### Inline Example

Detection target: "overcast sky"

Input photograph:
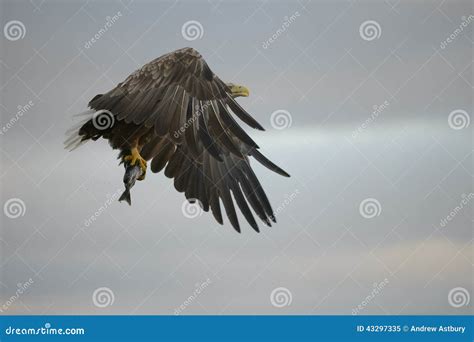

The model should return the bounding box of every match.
[0,0,472,315]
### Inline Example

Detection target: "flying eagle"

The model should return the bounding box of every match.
[65,47,289,232]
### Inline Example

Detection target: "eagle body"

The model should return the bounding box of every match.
[76,112,153,151]
[66,47,289,232]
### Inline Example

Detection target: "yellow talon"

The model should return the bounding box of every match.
[123,147,147,180]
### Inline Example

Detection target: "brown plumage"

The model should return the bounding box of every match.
[65,47,289,232]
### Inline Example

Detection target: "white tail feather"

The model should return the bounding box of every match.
[64,110,95,151]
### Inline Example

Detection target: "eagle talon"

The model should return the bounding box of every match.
[123,147,147,180]
[137,169,146,181]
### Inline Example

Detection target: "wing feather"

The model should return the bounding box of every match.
[150,142,175,173]
[197,104,223,161]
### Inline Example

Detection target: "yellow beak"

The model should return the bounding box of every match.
[230,85,249,98]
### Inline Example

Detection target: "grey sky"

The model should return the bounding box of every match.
[0,0,472,315]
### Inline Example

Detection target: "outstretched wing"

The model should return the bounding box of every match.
[140,100,290,232]
[89,47,289,231]
[88,47,263,143]
[141,139,289,232]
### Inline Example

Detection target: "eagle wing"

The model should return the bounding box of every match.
[89,47,289,232]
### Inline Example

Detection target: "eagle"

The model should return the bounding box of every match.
[65,47,290,232]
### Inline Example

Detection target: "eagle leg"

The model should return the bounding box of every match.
[123,147,147,180]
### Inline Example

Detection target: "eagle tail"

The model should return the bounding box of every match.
[64,108,112,151]
[64,110,95,151]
